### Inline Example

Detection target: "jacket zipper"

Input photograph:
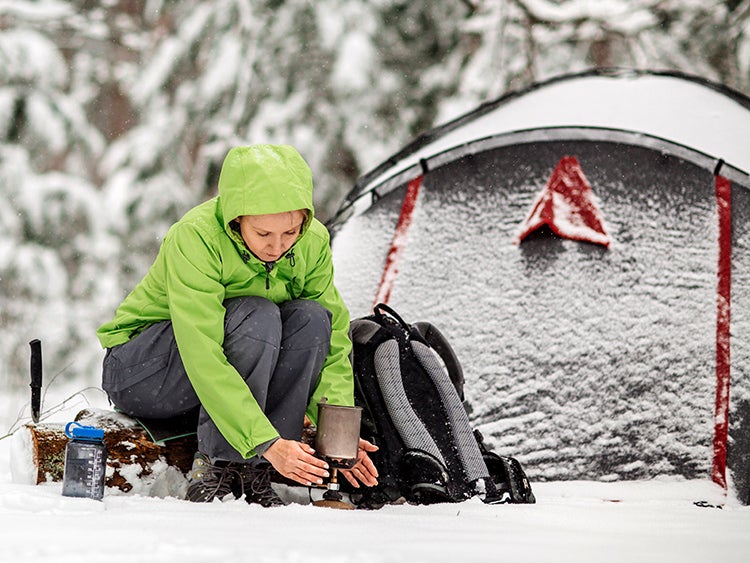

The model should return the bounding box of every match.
[264,261,274,290]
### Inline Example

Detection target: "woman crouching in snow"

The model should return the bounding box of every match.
[96,144,378,506]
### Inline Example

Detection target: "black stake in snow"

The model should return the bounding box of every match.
[29,339,42,423]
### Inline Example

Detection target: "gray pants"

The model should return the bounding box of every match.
[102,296,331,462]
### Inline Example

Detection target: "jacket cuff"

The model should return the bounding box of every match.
[253,436,280,458]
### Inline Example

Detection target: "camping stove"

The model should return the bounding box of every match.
[312,402,362,510]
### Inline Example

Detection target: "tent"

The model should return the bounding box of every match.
[327,69,750,503]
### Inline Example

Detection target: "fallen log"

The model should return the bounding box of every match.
[13,407,319,498]
[13,408,197,496]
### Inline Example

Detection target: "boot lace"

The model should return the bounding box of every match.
[186,456,243,502]
[243,465,285,507]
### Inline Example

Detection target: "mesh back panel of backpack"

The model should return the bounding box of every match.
[412,341,489,483]
[373,339,446,464]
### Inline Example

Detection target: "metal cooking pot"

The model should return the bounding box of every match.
[315,402,362,463]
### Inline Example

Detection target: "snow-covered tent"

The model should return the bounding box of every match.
[328,69,750,503]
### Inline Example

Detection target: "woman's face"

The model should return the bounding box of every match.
[238,210,306,263]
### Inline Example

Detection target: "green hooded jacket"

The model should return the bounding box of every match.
[97,145,354,458]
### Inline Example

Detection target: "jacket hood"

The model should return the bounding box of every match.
[218,144,315,235]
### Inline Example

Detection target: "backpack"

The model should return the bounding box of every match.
[349,303,535,508]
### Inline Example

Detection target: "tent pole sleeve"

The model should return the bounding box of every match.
[372,175,423,309]
[712,173,731,490]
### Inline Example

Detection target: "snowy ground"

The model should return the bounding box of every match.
[1,390,748,563]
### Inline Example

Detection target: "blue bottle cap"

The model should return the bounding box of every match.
[65,421,105,441]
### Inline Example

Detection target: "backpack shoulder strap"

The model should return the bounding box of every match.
[412,321,465,401]
[370,304,465,398]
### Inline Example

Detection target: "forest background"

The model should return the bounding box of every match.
[0,0,749,404]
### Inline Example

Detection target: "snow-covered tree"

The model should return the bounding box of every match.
[437,0,750,121]
[0,2,110,389]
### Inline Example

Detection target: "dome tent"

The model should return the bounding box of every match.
[328,69,750,503]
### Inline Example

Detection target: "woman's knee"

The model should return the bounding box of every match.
[280,300,332,345]
[223,297,283,382]
[224,296,281,340]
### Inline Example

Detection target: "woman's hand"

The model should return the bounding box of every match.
[262,438,330,487]
[339,438,379,488]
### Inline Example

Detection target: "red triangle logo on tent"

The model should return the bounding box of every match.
[515,156,611,247]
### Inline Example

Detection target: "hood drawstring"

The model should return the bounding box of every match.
[286,250,296,267]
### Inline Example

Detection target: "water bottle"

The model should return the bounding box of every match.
[61,421,108,500]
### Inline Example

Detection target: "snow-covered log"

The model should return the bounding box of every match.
[13,408,197,493]
[12,408,320,497]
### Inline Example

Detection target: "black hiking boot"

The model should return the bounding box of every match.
[240,464,286,507]
[186,452,243,503]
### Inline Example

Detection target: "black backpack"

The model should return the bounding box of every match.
[349,303,535,508]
